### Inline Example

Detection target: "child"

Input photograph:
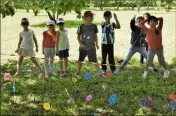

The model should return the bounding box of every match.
[140,16,170,78]
[76,11,100,76]
[56,18,70,77]
[42,20,56,77]
[101,11,121,76]
[140,12,151,64]
[117,16,158,73]
[15,18,44,77]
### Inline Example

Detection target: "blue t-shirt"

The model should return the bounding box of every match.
[101,22,117,44]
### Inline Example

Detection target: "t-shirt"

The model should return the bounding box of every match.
[101,22,117,44]
[43,30,56,48]
[57,29,69,51]
[19,29,35,49]
[77,23,98,50]
[140,17,163,50]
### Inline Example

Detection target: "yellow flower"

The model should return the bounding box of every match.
[72,77,77,83]
[43,103,50,110]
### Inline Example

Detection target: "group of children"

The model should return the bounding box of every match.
[14,10,170,78]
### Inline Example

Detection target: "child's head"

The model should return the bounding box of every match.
[103,11,112,23]
[143,12,151,20]
[136,16,144,26]
[83,11,94,24]
[47,20,55,31]
[21,18,29,29]
[56,18,65,29]
[148,16,158,28]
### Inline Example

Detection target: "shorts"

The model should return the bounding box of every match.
[78,49,97,63]
[147,49,166,66]
[44,47,55,60]
[57,49,69,58]
[19,48,35,57]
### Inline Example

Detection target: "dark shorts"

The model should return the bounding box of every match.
[78,49,97,63]
[57,49,69,58]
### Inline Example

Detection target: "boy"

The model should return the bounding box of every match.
[118,16,158,73]
[101,11,121,76]
[140,16,170,78]
[76,11,100,76]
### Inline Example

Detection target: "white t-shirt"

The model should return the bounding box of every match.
[19,29,34,49]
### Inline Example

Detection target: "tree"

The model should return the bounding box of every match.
[0,0,15,18]
[92,0,110,10]
[112,0,123,10]
[161,0,174,12]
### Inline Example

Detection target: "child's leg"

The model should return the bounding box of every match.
[44,48,50,75]
[76,50,86,74]
[144,50,155,71]
[108,44,116,72]
[60,58,64,71]
[15,56,24,75]
[156,49,169,70]
[101,44,108,71]
[50,48,55,74]
[64,57,68,71]
[30,57,43,72]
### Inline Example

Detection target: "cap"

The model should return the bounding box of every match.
[47,20,55,26]
[21,18,29,23]
[56,18,65,24]
[83,11,94,17]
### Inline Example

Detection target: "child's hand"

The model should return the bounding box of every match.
[132,15,136,21]
[36,47,38,52]
[113,13,117,19]
[80,43,85,48]
[15,48,19,53]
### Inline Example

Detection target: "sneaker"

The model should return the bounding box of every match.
[163,70,170,78]
[112,70,117,75]
[100,70,106,77]
[142,71,148,78]
[60,71,65,77]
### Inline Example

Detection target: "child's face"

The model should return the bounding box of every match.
[136,18,144,26]
[84,16,93,23]
[21,23,29,29]
[149,19,157,28]
[104,15,112,23]
[58,23,64,29]
[143,14,149,20]
[48,25,55,31]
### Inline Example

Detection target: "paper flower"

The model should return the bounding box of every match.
[84,73,91,80]
[147,96,152,102]
[117,58,124,63]
[168,94,175,101]
[3,73,12,81]
[169,104,175,111]
[105,72,111,78]
[141,99,150,106]
[43,103,50,110]
[109,94,118,105]
[72,77,77,83]
[85,94,93,103]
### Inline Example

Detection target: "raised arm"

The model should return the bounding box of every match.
[139,19,148,31]
[113,13,121,29]
[157,17,163,30]
[130,16,136,31]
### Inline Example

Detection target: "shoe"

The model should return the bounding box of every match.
[153,68,161,75]
[39,70,45,78]
[142,71,148,78]
[100,70,106,77]
[60,71,65,77]
[112,70,117,75]
[163,70,170,78]
[45,73,49,78]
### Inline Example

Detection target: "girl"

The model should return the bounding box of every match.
[56,18,70,77]
[15,18,44,77]
[42,20,57,77]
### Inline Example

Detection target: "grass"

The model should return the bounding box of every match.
[1,57,176,115]
[31,20,101,28]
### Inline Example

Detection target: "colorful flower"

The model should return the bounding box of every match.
[43,103,50,110]
[85,94,93,103]
[85,72,91,80]
[168,94,175,101]
[105,72,111,78]
[3,73,12,81]
[141,99,150,106]
[72,77,77,83]
[109,94,118,105]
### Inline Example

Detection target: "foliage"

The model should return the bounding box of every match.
[30,20,101,28]
[1,58,176,115]
[0,0,15,18]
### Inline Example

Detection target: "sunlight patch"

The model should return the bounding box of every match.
[26,79,37,85]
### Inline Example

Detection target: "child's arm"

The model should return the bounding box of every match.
[157,17,163,30]
[42,32,45,54]
[33,34,39,52]
[130,15,136,31]
[139,19,148,31]
[56,31,60,54]
[95,33,99,49]
[15,36,22,53]
[77,25,85,48]
[113,13,121,29]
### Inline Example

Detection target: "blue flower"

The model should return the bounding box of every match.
[141,99,150,106]
[85,73,91,80]
[109,94,118,105]
[169,105,175,111]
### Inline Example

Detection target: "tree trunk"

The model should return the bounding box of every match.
[100,6,103,11]
[33,9,39,16]
[26,8,29,13]
[46,11,55,22]
[137,5,140,13]
[116,6,119,10]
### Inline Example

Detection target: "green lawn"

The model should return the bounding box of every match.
[1,57,176,115]
[31,20,101,28]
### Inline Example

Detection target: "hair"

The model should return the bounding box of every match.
[147,16,158,23]
[104,11,112,17]
[21,18,29,25]
[136,16,144,21]
[143,12,151,18]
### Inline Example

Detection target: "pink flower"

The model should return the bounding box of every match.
[3,73,12,81]
[86,94,93,102]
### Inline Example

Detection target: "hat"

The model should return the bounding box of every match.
[21,18,29,23]
[56,18,65,24]
[47,20,55,26]
[83,11,94,17]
